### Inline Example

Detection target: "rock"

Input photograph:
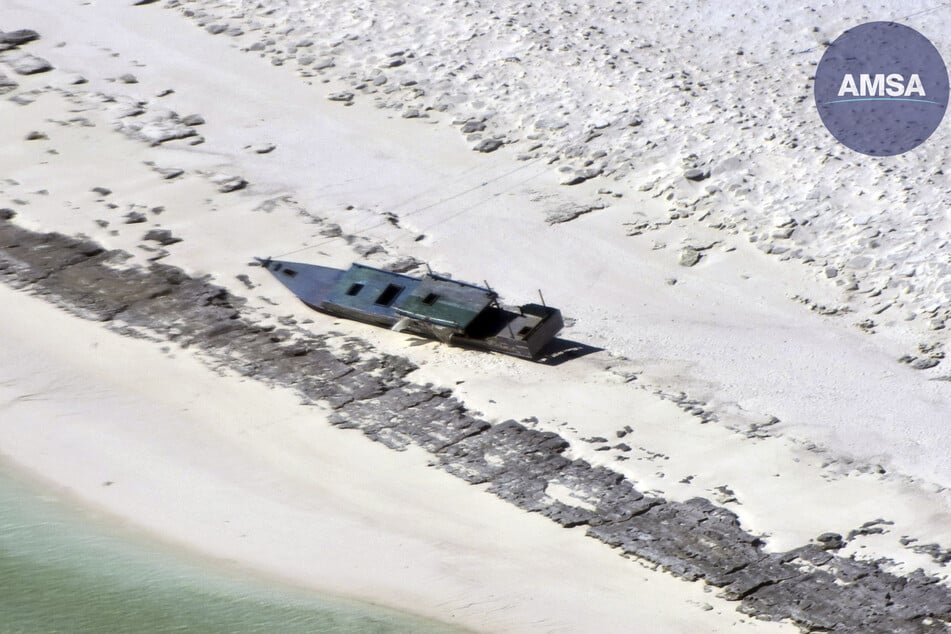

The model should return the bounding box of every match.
[0,208,15,220]
[313,58,335,70]
[181,113,205,126]
[157,167,184,179]
[825,266,838,278]
[545,202,606,225]
[127,120,198,145]
[0,29,40,46]
[91,187,112,197]
[0,72,17,94]
[371,74,387,86]
[216,176,247,193]
[124,211,147,224]
[912,358,940,370]
[385,57,405,68]
[118,73,138,84]
[327,91,354,102]
[679,247,701,267]
[132,0,160,5]
[461,119,486,133]
[8,53,53,75]
[684,167,710,181]
[401,108,421,119]
[206,24,227,35]
[473,138,503,153]
[143,228,182,245]
[250,143,275,154]
[816,532,846,550]
[24,130,47,141]
[561,167,602,186]
[534,117,569,130]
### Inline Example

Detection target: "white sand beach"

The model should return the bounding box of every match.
[1,0,950,631]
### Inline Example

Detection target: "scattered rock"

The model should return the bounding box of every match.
[24,130,47,141]
[534,117,569,130]
[91,187,112,197]
[684,167,710,181]
[313,58,335,70]
[327,91,354,103]
[124,211,147,224]
[0,29,40,46]
[679,247,701,267]
[0,208,15,220]
[7,53,53,75]
[118,73,138,84]
[561,167,602,186]
[236,273,254,289]
[132,0,160,5]
[157,167,184,179]
[181,113,205,126]
[544,201,606,225]
[206,24,227,35]
[461,119,486,133]
[0,72,17,94]
[473,138,503,153]
[816,532,846,551]
[143,228,182,246]
[215,176,247,193]
[912,358,940,370]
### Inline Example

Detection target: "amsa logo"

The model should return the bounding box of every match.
[836,73,927,100]
[814,21,949,156]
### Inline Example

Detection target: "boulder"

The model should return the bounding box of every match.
[0,29,40,46]
[473,138,503,153]
[143,228,182,245]
[8,53,53,75]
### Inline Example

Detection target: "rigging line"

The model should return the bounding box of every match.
[413,161,554,238]
[275,157,553,258]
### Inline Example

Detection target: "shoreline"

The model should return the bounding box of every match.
[0,273,771,632]
[0,456,458,634]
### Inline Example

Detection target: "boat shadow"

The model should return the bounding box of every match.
[404,335,602,365]
[535,338,604,366]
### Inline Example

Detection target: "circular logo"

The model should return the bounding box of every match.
[814,21,949,156]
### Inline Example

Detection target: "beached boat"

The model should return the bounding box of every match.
[257,258,564,360]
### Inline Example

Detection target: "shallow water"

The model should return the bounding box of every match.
[0,462,460,634]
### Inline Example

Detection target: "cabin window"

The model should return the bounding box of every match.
[346,282,365,296]
[282,268,298,278]
[375,284,403,306]
[422,292,440,305]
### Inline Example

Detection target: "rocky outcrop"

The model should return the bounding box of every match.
[1,218,949,633]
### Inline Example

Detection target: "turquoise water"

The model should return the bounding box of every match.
[0,462,461,634]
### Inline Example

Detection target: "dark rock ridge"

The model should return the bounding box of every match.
[1,218,949,633]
